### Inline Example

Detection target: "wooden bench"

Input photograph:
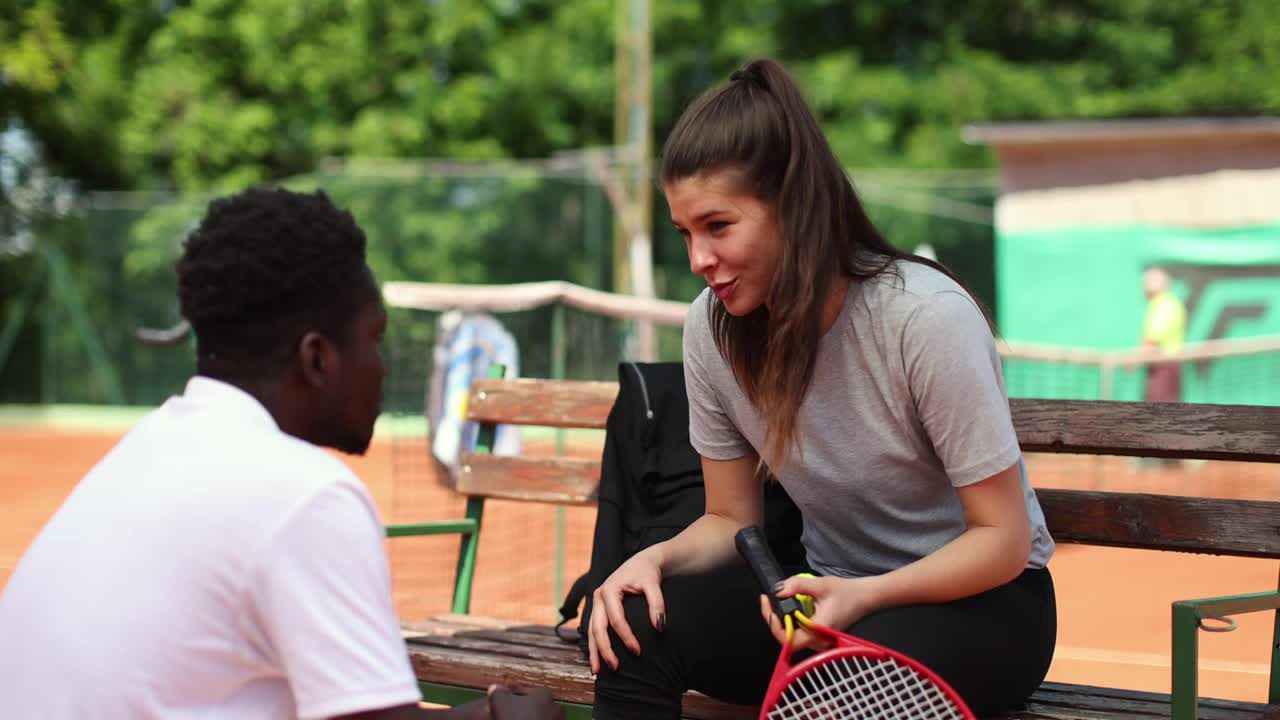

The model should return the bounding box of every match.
[389,377,1280,720]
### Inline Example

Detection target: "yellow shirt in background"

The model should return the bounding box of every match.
[1143,290,1186,353]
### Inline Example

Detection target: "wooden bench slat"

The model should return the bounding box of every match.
[457,454,599,505]
[1038,489,1280,559]
[407,643,758,719]
[467,378,617,429]
[1007,681,1273,720]
[1031,681,1276,717]
[449,456,1280,557]
[402,618,582,655]
[409,634,585,664]
[1005,700,1167,719]
[465,380,1280,465]
[421,613,561,637]
[403,621,574,652]
[1029,681,1231,707]
[1012,399,1280,463]
[402,618,490,635]
[445,628,579,653]
[408,642,590,701]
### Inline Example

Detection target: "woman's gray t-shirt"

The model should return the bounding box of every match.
[683,260,1055,578]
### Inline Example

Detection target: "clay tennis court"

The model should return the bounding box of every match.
[2,421,1276,704]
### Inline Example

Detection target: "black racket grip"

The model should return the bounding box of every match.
[735,525,802,618]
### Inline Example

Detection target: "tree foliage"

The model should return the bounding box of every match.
[6,0,1279,190]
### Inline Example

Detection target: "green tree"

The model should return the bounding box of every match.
[8,1,1278,192]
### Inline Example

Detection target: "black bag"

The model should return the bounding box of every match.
[555,361,805,659]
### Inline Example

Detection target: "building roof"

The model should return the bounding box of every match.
[963,117,1280,147]
[995,168,1280,231]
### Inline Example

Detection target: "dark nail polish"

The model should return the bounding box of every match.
[656,613,666,632]
[773,581,785,593]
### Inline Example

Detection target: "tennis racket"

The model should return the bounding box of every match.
[735,526,975,720]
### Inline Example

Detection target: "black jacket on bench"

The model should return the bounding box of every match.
[557,361,805,659]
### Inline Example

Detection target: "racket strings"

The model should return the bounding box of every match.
[766,653,968,720]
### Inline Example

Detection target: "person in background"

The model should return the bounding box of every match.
[1141,267,1187,404]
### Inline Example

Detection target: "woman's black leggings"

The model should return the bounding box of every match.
[592,563,1056,719]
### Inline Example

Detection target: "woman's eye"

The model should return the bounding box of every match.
[708,222,728,234]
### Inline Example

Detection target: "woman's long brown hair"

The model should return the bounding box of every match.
[661,58,986,471]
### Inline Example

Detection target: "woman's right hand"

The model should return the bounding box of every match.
[587,549,666,674]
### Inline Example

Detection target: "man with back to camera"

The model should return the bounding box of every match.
[0,187,563,720]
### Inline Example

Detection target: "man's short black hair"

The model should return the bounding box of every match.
[176,186,375,379]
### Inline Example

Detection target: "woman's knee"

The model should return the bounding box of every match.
[592,593,684,720]
[614,592,663,646]
[595,591,679,680]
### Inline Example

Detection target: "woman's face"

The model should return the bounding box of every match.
[665,170,781,316]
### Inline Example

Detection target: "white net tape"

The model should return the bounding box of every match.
[766,654,968,720]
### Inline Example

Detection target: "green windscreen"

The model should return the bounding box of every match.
[997,223,1280,403]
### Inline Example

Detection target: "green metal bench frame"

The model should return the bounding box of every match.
[1172,584,1280,718]
[380,363,505,615]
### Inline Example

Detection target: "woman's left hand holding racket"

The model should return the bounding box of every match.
[758,573,882,652]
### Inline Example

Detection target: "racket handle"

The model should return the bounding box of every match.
[734,526,802,618]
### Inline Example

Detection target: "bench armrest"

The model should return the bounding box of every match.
[386,519,479,537]
[1171,589,1280,720]
[384,497,487,614]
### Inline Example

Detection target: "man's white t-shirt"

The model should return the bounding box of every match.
[0,377,421,719]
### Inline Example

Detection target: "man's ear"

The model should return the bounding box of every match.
[297,331,341,388]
